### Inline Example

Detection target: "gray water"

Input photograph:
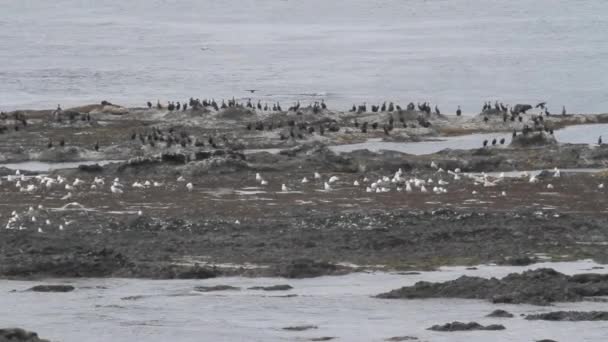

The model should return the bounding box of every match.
[0,160,123,172]
[1,0,608,112]
[1,260,607,342]
[330,123,608,155]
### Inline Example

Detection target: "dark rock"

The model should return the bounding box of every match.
[28,285,75,292]
[194,285,240,292]
[158,265,218,279]
[282,325,317,331]
[78,163,103,172]
[497,255,537,266]
[248,284,293,291]
[1,248,131,278]
[510,132,557,148]
[0,328,50,342]
[273,259,346,279]
[385,336,418,341]
[377,268,608,305]
[310,338,335,341]
[525,311,608,321]
[161,153,188,164]
[427,321,505,332]
[194,151,212,160]
[487,309,514,318]
[536,340,558,342]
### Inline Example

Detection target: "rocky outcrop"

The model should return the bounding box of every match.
[248,285,293,291]
[427,321,505,332]
[0,328,49,342]
[28,285,75,293]
[510,131,557,148]
[525,311,608,321]
[377,268,608,305]
[385,336,418,341]
[486,309,514,318]
[194,285,240,292]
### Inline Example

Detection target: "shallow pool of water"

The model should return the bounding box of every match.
[330,123,608,155]
[1,260,607,342]
[0,160,124,172]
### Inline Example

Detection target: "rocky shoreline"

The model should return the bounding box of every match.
[0,102,607,281]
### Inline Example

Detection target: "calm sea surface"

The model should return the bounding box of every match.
[1,0,608,113]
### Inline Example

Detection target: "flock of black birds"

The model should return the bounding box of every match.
[1,98,604,152]
[129,126,227,150]
[146,97,318,113]
[348,101,442,116]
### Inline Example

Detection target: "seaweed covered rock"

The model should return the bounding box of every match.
[0,328,50,342]
[27,285,75,293]
[377,268,608,305]
[427,321,505,332]
[525,311,608,321]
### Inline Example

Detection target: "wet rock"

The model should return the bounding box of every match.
[427,321,505,332]
[273,259,346,279]
[248,284,293,291]
[0,328,49,342]
[497,255,537,266]
[161,153,189,164]
[1,248,131,278]
[218,107,255,120]
[78,163,103,172]
[377,268,608,305]
[385,336,418,341]
[282,325,318,331]
[487,309,514,318]
[27,285,75,292]
[150,264,218,280]
[118,157,161,171]
[194,285,240,292]
[525,311,608,321]
[510,131,557,148]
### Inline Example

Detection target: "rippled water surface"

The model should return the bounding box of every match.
[1,261,608,342]
[1,0,608,112]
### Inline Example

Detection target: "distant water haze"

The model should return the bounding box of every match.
[1,0,608,113]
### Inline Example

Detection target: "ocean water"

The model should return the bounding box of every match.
[1,0,608,113]
[1,260,608,342]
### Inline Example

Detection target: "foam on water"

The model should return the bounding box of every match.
[1,260,607,342]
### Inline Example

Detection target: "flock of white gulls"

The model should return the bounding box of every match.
[1,163,605,233]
